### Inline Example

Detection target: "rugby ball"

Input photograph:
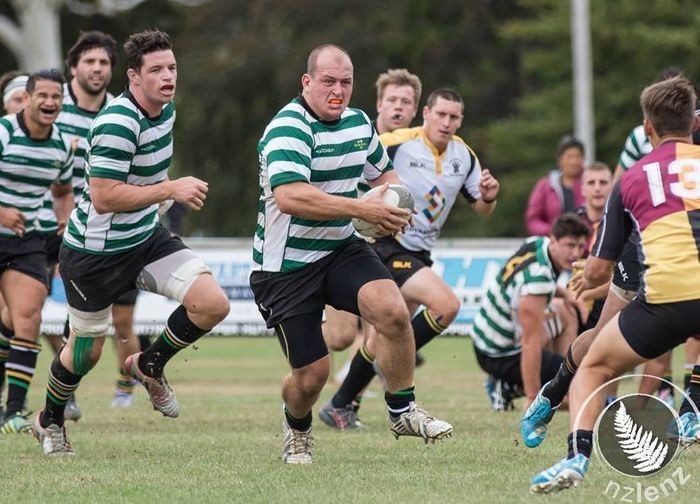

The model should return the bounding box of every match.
[352,184,414,238]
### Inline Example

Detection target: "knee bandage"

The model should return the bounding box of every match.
[69,306,111,338]
[72,337,96,376]
[137,250,211,303]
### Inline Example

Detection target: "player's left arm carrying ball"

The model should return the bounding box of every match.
[274,179,411,236]
[472,168,499,215]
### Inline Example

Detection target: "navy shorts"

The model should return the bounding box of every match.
[473,346,563,389]
[60,225,187,312]
[0,232,48,287]
[371,236,432,287]
[250,238,393,368]
[618,297,700,359]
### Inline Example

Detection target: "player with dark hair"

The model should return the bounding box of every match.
[32,29,230,455]
[472,214,587,411]
[0,69,74,434]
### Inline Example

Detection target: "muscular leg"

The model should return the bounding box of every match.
[136,273,229,378]
[357,279,413,394]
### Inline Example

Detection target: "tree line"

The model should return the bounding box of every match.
[0,0,697,237]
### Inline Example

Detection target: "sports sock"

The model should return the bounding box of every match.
[567,429,593,459]
[684,363,694,390]
[331,345,375,408]
[115,368,135,395]
[41,354,81,427]
[542,346,578,407]
[386,385,416,421]
[0,321,12,398]
[4,338,40,417]
[679,364,700,417]
[137,305,207,378]
[412,309,446,350]
[284,405,311,431]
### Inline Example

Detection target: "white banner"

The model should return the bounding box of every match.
[42,238,521,335]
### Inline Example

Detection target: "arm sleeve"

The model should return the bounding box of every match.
[87,113,139,181]
[263,119,313,189]
[459,146,482,203]
[591,181,631,260]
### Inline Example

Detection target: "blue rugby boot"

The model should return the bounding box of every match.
[674,411,700,445]
[521,383,557,448]
[530,453,589,494]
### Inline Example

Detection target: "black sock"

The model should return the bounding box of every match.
[0,320,12,397]
[137,306,207,378]
[679,364,700,416]
[412,309,446,351]
[5,338,40,417]
[567,430,593,459]
[386,385,416,420]
[542,346,578,407]
[41,353,82,427]
[138,334,152,351]
[332,345,375,408]
[284,405,311,431]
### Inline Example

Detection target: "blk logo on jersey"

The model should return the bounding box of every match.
[392,260,412,270]
[422,185,446,223]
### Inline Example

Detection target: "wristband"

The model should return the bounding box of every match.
[481,196,497,204]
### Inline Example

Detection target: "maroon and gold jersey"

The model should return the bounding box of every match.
[593,141,700,303]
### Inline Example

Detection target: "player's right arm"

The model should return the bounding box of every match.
[87,107,207,214]
[90,176,208,214]
[518,294,548,401]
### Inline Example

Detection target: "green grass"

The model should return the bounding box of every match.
[3,337,699,503]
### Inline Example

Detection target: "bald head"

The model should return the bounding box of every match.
[301,44,354,122]
[307,44,352,76]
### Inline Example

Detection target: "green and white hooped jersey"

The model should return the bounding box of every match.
[471,236,557,357]
[0,113,73,237]
[617,124,651,171]
[63,91,175,254]
[253,97,392,272]
[37,85,113,234]
[379,127,482,252]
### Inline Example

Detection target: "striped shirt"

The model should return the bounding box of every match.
[253,97,392,272]
[63,90,175,254]
[471,236,557,357]
[0,112,73,237]
[37,85,113,233]
[617,125,651,171]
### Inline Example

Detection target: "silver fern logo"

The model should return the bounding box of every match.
[595,394,679,477]
[614,402,668,473]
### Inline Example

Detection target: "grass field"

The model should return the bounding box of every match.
[3,336,699,503]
